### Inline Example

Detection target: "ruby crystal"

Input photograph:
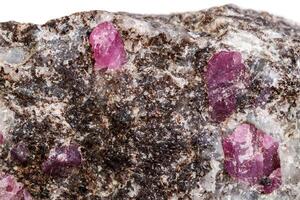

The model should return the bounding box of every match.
[89,21,126,70]
[42,144,82,176]
[0,172,32,200]
[11,142,30,164]
[204,51,248,122]
[222,123,281,194]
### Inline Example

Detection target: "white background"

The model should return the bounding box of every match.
[0,0,299,24]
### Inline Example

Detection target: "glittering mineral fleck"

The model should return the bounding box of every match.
[89,21,126,69]
[0,4,299,200]
[222,123,281,193]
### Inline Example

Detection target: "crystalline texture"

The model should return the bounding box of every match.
[222,123,281,194]
[0,4,299,199]
[0,172,32,200]
[10,142,30,164]
[89,21,126,70]
[205,51,248,122]
[42,144,82,176]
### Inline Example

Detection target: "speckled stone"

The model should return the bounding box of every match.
[0,4,299,200]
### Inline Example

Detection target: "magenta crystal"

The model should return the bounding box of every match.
[222,123,281,194]
[11,142,30,164]
[0,172,32,200]
[42,144,82,176]
[204,51,248,122]
[89,21,126,70]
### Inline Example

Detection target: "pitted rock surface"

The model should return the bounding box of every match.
[0,5,299,200]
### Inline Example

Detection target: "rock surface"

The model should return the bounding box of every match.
[0,4,299,200]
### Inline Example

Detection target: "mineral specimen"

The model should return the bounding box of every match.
[0,4,299,200]
[89,21,126,69]
[222,123,281,194]
[10,142,30,164]
[0,172,32,200]
[42,144,82,176]
[205,51,248,122]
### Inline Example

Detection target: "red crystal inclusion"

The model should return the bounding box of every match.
[205,51,248,122]
[222,123,281,194]
[89,21,126,70]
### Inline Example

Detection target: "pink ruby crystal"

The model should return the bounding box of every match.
[89,21,126,70]
[222,123,281,194]
[204,51,248,122]
[0,172,32,200]
[42,144,82,176]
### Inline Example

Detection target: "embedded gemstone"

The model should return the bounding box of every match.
[10,142,30,164]
[0,172,32,200]
[42,144,82,176]
[222,123,281,194]
[89,21,126,70]
[204,51,248,122]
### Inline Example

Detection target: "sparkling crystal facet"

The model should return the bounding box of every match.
[205,51,248,122]
[89,21,126,70]
[222,123,281,194]
[0,172,32,200]
[42,144,82,176]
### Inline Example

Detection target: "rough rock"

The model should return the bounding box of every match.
[0,4,299,200]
